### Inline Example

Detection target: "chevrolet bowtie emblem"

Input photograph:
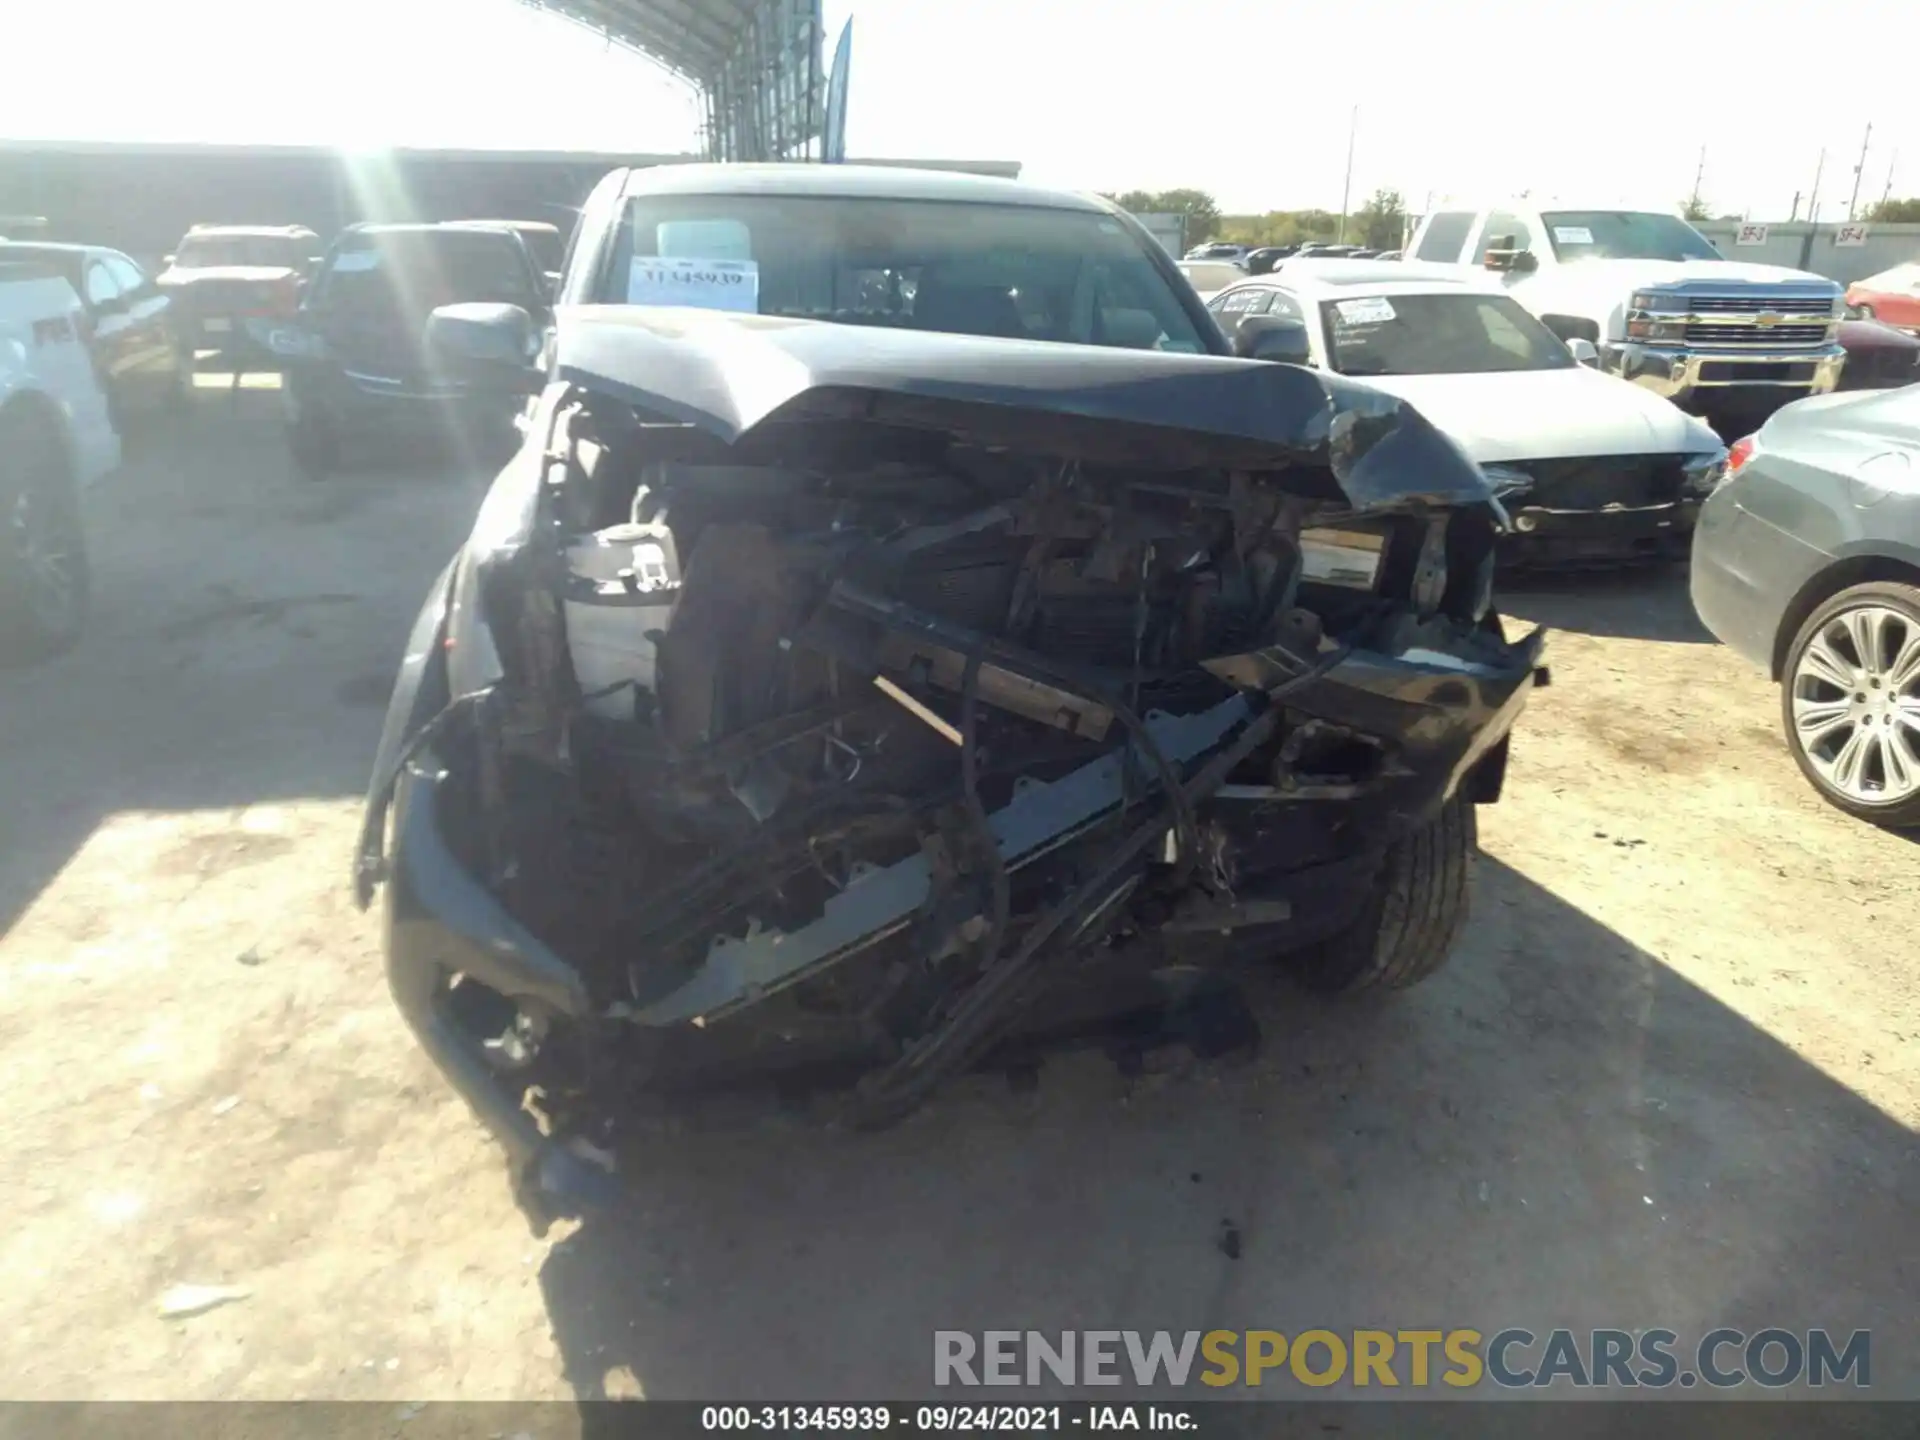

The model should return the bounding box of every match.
[1756,312,1783,326]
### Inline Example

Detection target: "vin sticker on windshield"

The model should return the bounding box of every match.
[1334,296,1396,326]
[1552,225,1594,244]
[626,256,759,313]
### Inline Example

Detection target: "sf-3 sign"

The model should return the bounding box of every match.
[627,256,761,313]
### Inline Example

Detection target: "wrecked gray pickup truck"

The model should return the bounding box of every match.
[354,307,1546,1213]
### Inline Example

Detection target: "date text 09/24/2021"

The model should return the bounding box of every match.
[701,1407,1193,1432]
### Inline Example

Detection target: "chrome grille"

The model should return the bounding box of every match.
[1687,294,1833,317]
[1685,321,1831,347]
[1677,292,1836,350]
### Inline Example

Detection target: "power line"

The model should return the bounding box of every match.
[1336,107,1357,244]
[1846,121,1872,220]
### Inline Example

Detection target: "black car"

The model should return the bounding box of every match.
[1835,319,1920,390]
[271,223,550,477]
[1244,245,1297,275]
[156,224,322,370]
[355,164,1545,1212]
[447,219,565,291]
[0,241,188,429]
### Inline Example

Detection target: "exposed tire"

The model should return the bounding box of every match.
[0,404,89,666]
[1779,580,1920,829]
[1287,798,1477,994]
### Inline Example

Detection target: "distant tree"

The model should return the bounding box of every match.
[1152,189,1223,244]
[1865,196,1920,223]
[1680,196,1712,221]
[1354,188,1407,249]
[1101,189,1223,244]
[1715,213,1742,222]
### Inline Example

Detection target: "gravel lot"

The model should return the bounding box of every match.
[0,383,1914,1406]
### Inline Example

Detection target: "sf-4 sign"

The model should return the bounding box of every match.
[1734,223,1769,246]
[1835,224,1869,247]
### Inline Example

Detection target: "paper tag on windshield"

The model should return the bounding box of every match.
[626,257,759,313]
[330,249,380,273]
[1334,296,1396,326]
[1552,225,1594,245]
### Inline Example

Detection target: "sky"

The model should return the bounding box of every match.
[4,0,1915,220]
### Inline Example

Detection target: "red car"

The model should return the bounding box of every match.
[1844,262,1920,333]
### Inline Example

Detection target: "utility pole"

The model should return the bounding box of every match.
[1688,145,1706,213]
[1846,121,1872,220]
[1881,149,1899,211]
[1807,148,1826,224]
[1336,106,1358,244]
[1790,191,1801,222]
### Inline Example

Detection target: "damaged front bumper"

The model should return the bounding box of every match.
[356,317,1557,1205]
[371,615,1545,1202]
[1484,451,1725,566]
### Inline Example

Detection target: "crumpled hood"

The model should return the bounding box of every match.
[1352,367,1722,462]
[552,306,1499,513]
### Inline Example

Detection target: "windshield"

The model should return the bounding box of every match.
[316,231,540,314]
[175,235,310,269]
[1540,211,1721,263]
[1320,292,1576,377]
[605,194,1211,353]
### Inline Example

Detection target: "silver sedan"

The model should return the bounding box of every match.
[1691,384,1920,828]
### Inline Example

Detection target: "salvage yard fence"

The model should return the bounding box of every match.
[1692,220,1920,286]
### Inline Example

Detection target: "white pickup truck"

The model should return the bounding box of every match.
[1,260,120,661]
[1405,204,1846,421]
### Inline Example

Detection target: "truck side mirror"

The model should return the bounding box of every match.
[1484,239,1537,274]
[1566,337,1599,366]
[1232,315,1313,365]
[426,302,544,394]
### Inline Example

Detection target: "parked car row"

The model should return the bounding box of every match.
[1204,263,1728,567]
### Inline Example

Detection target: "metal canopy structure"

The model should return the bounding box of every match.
[523,0,825,163]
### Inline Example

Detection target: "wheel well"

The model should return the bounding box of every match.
[1770,554,1920,679]
[1539,314,1599,343]
[0,391,73,477]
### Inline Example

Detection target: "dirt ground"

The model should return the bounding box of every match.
[0,383,1914,1406]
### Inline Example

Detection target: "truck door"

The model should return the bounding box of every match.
[81,258,135,399]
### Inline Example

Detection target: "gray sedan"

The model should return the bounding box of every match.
[1691,384,1920,827]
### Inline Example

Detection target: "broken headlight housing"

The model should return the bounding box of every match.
[1682,446,1731,496]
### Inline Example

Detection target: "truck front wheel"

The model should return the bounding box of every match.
[1287,799,1477,993]
[0,403,89,665]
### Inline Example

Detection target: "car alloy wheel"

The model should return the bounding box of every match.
[7,481,82,635]
[1787,599,1920,809]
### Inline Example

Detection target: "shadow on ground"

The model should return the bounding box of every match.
[537,854,1917,1406]
[0,390,489,933]
[1499,565,1715,646]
